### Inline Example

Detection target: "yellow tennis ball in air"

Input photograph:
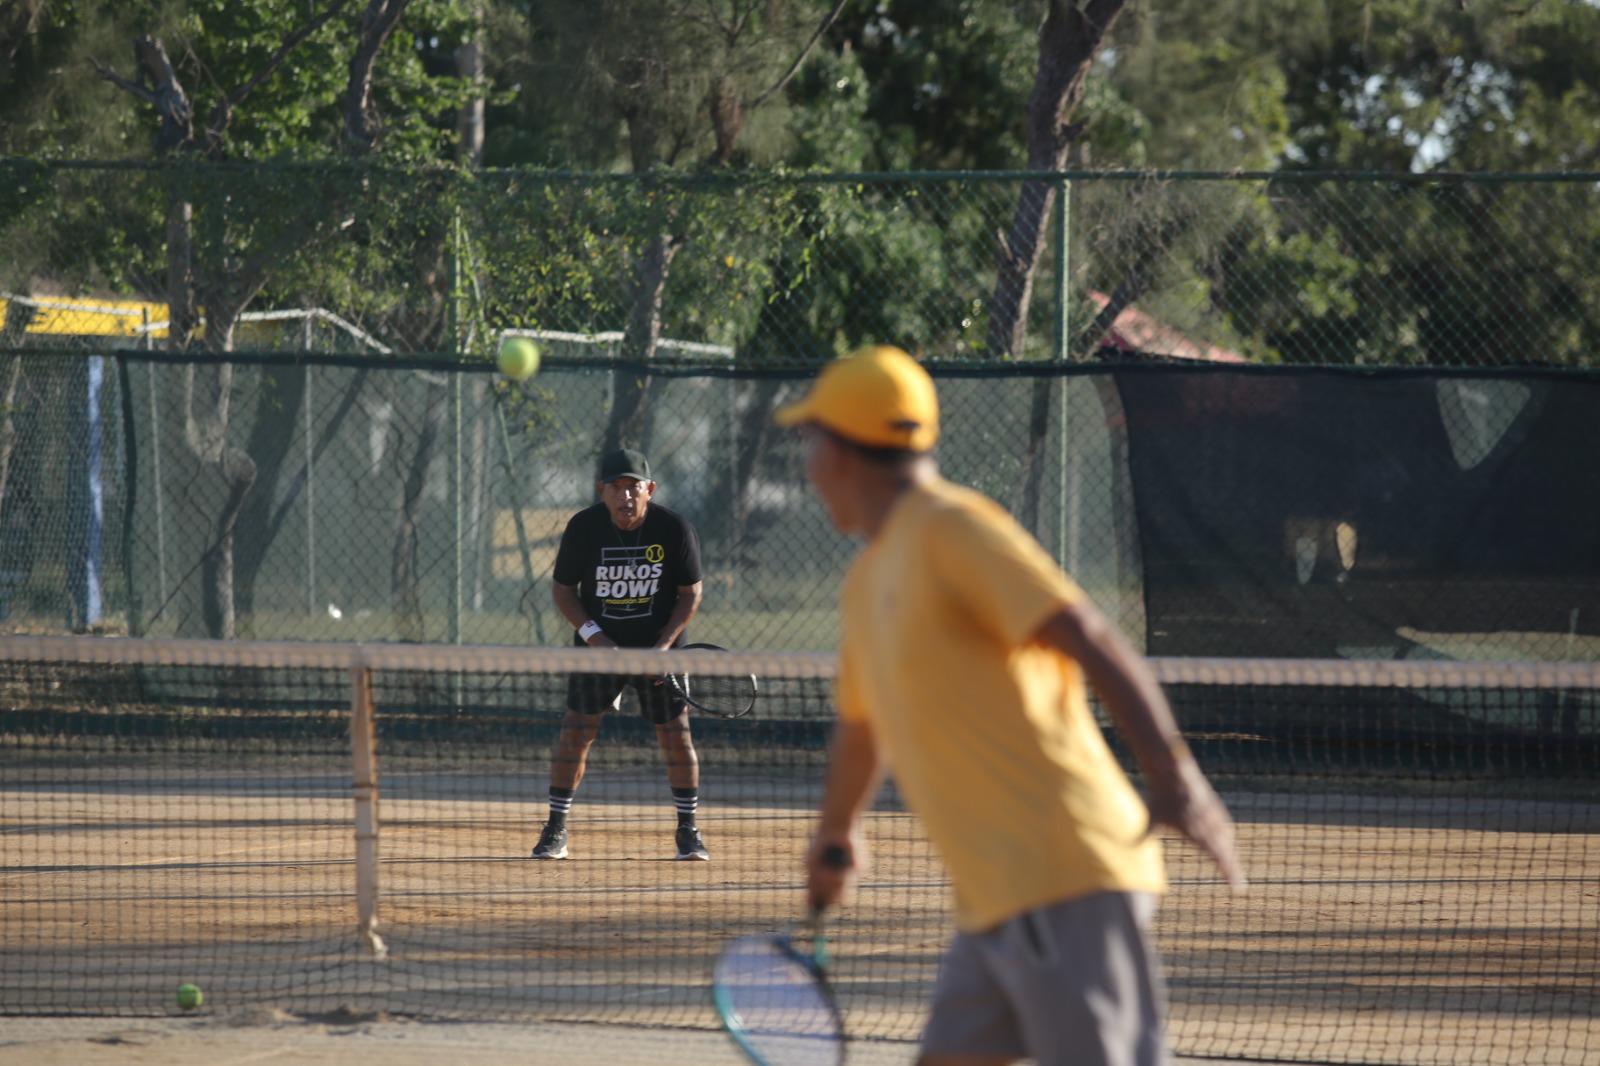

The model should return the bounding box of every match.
[497,337,541,382]
[176,982,203,1010]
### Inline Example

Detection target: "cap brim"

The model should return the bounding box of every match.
[773,397,815,428]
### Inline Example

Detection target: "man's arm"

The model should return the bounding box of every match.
[553,581,616,648]
[653,581,702,649]
[806,718,883,911]
[1034,599,1246,889]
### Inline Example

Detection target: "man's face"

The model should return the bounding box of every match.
[802,427,859,535]
[598,476,655,530]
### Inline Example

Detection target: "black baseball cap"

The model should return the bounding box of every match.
[598,447,652,482]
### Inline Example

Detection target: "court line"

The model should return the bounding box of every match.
[212,1048,299,1065]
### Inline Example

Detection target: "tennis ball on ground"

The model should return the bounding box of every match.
[497,337,541,382]
[176,982,204,1010]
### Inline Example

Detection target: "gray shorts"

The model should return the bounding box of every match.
[921,891,1168,1066]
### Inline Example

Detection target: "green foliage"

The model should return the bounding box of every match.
[783,40,873,171]
[1268,0,1600,171]
[0,1,148,156]
[826,0,1037,170]
[503,0,830,170]
[0,0,478,162]
[1103,2,1293,169]
[3,0,1597,368]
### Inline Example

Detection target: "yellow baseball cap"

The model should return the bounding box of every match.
[773,344,939,451]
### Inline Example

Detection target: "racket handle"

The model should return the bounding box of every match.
[803,907,832,970]
[807,842,850,920]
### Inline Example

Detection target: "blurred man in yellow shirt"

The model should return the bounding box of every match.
[776,345,1244,1066]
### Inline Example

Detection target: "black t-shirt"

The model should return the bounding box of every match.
[552,502,703,647]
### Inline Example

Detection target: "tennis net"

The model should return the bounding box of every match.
[0,636,1595,1066]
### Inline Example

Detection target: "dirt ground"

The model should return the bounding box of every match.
[3,763,1596,1065]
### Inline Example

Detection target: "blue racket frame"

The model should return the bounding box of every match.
[713,920,844,1066]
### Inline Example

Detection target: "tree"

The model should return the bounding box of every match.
[507,0,845,454]
[86,0,459,636]
[987,0,1127,360]
[1211,0,1600,366]
[822,1,1037,171]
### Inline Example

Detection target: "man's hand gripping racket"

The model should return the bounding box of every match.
[713,843,852,1065]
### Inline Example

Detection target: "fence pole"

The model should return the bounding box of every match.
[1054,174,1073,568]
[143,312,169,620]
[79,353,105,629]
[350,661,387,958]
[115,354,141,637]
[448,213,464,648]
[303,317,316,619]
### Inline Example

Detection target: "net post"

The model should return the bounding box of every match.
[350,659,387,958]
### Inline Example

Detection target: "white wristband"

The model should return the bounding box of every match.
[578,620,603,642]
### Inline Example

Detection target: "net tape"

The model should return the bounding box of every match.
[2,636,1595,689]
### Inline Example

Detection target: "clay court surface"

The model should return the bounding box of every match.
[0,1014,1305,1065]
[2,762,1596,1065]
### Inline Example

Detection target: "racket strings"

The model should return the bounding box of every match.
[685,671,753,706]
[715,936,840,1063]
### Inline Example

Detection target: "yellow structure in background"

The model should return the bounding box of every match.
[1,295,170,338]
[0,295,376,349]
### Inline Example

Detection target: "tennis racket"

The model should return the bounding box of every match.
[668,642,759,719]
[713,910,843,1066]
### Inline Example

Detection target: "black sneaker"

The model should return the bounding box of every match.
[531,822,569,860]
[675,825,710,862]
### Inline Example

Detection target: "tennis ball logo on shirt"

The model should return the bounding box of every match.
[644,543,665,564]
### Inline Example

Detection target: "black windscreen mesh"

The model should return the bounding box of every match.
[1119,368,1600,658]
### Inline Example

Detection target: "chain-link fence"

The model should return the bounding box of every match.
[0,352,1144,651]
[1,165,1596,654]
[5,164,1597,366]
[3,349,1595,660]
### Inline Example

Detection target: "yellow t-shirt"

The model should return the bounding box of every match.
[837,477,1166,932]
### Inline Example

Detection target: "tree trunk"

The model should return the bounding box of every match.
[1014,375,1056,539]
[990,0,1125,549]
[985,0,1126,360]
[603,232,682,455]
[455,6,485,168]
[990,180,1060,360]
[346,0,411,154]
[1073,215,1192,358]
[162,169,254,640]
[103,6,416,636]
[200,445,256,639]
[184,295,258,640]
[392,379,448,642]
[456,10,489,611]
[718,251,804,563]
[235,366,372,622]
[234,364,307,624]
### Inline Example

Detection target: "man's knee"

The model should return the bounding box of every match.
[558,711,601,745]
[654,716,694,748]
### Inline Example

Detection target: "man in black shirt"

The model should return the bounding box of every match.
[531,447,710,861]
